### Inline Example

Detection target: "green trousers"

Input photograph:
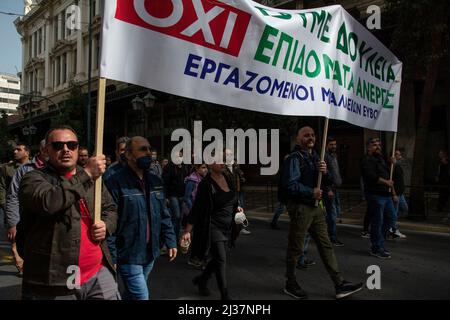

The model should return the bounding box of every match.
[286,203,344,286]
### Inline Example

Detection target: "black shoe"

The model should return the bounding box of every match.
[192,275,210,296]
[188,257,203,268]
[335,280,363,299]
[370,249,391,259]
[221,289,232,300]
[284,280,308,299]
[332,240,345,247]
[297,258,316,269]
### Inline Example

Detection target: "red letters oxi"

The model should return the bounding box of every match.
[115,0,252,57]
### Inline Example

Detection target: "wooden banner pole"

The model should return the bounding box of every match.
[390,132,398,181]
[316,117,329,207]
[94,77,107,223]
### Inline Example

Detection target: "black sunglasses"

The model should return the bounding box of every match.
[50,141,79,151]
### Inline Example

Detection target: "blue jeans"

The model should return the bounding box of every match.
[324,190,341,242]
[169,196,183,238]
[391,194,408,231]
[395,195,409,218]
[238,191,245,208]
[271,202,286,226]
[118,260,155,300]
[367,194,396,252]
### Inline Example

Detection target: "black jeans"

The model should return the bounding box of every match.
[363,192,371,232]
[202,240,228,293]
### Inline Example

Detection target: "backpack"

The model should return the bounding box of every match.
[278,151,307,205]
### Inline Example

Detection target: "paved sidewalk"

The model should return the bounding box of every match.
[246,207,450,234]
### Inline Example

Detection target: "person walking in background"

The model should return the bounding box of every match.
[77,146,90,168]
[103,137,129,182]
[5,140,47,275]
[183,164,208,268]
[106,155,112,168]
[224,148,250,235]
[324,137,344,247]
[161,158,169,171]
[150,149,163,178]
[163,151,190,239]
[360,137,396,259]
[103,136,129,264]
[394,149,409,219]
[388,149,408,239]
[0,142,29,274]
[271,154,289,230]
[0,143,30,213]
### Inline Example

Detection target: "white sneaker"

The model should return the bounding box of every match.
[394,230,407,239]
[240,228,251,235]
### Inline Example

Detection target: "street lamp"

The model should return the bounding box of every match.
[22,127,30,136]
[18,92,58,147]
[143,91,156,108]
[131,95,144,111]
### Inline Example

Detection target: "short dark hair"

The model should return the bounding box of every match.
[366,137,380,147]
[327,136,337,144]
[78,146,89,153]
[14,142,29,152]
[116,136,129,151]
[45,125,77,144]
[194,163,206,169]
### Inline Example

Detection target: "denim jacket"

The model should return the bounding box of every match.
[281,146,330,206]
[105,165,176,265]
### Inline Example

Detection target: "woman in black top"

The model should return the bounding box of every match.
[180,158,242,300]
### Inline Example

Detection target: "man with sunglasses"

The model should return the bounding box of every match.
[105,136,177,300]
[360,137,396,259]
[18,125,119,300]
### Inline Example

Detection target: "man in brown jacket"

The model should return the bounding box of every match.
[18,125,119,300]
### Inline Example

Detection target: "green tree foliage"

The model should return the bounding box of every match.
[50,81,87,146]
[385,0,449,75]
[0,111,12,162]
[385,0,450,217]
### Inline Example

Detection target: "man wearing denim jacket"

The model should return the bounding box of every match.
[105,136,177,300]
[282,127,363,300]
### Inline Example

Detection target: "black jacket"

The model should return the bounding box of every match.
[163,163,190,198]
[393,163,405,195]
[187,173,240,260]
[225,163,245,192]
[360,154,391,196]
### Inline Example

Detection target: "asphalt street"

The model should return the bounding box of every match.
[1,219,449,300]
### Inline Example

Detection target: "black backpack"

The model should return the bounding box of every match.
[277,151,307,205]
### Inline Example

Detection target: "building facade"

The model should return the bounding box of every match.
[10,0,448,187]
[0,73,20,115]
[14,0,103,114]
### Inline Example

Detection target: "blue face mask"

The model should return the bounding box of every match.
[120,153,127,163]
[136,155,153,170]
